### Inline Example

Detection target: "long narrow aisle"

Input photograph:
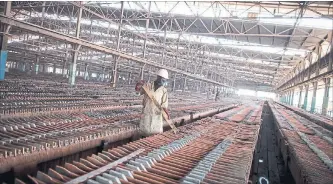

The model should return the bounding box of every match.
[251,103,294,184]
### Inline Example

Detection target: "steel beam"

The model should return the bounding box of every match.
[0,15,230,87]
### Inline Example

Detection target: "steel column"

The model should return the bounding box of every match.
[69,46,79,85]
[0,2,11,80]
[26,62,32,74]
[62,59,67,77]
[35,55,39,75]
[101,67,105,81]
[297,86,303,108]
[69,4,82,86]
[172,75,176,91]
[142,2,151,59]
[161,29,166,65]
[140,66,144,80]
[321,78,331,115]
[148,72,151,82]
[53,63,56,74]
[111,1,124,87]
[303,85,309,110]
[310,82,317,113]
[43,64,47,73]
[329,44,332,72]
[307,54,312,80]
[290,90,294,106]
[183,77,187,92]
[128,72,131,85]
[315,45,321,76]
[84,63,88,80]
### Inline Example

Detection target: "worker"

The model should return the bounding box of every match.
[135,69,170,137]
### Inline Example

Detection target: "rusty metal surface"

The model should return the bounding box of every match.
[19,105,262,184]
[0,75,238,175]
[277,102,333,131]
[214,102,264,125]
[270,102,333,184]
[65,149,144,184]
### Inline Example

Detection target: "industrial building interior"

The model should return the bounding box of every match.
[0,1,332,184]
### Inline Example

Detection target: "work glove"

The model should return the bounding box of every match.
[163,108,170,120]
[135,80,145,92]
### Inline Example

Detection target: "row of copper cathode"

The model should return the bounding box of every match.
[17,120,255,184]
[0,109,140,158]
[270,103,333,184]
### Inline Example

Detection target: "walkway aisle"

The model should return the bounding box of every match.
[251,103,294,184]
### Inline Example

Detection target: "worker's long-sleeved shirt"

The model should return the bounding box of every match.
[140,82,168,136]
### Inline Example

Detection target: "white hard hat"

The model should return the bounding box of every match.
[157,69,169,79]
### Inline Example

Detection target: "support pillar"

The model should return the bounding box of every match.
[329,46,332,72]
[0,2,10,81]
[62,60,67,77]
[142,1,151,59]
[183,77,187,92]
[111,1,124,87]
[298,86,303,108]
[69,2,82,86]
[321,78,331,115]
[290,90,294,106]
[84,64,88,80]
[148,72,151,82]
[69,49,78,85]
[111,57,118,87]
[303,85,309,110]
[310,82,317,113]
[199,81,202,92]
[76,65,80,76]
[101,67,105,82]
[53,63,56,74]
[26,63,31,74]
[128,72,131,85]
[172,76,176,91]
[315,45,321,76]
[22,62,26,72]
[161,29,166,65]
[43,64,47,73]
[140,66,145,80]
